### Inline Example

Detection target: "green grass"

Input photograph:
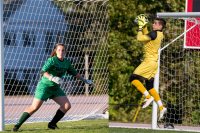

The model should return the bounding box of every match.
[109,128,198,133]
[3,119,108,133]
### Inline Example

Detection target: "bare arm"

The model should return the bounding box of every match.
[43,72,52,79]
[75,73,93,85]
[75,73,85,81]
[43,72,93,85]
[43,71,86,81]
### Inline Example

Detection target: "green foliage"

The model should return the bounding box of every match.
[191,110,200,124]
[109,0,185,122]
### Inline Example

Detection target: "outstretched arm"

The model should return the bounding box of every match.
[43,72,63,84]
[43,72,52,79]
[67,61,94,85]
[75,73,94,85]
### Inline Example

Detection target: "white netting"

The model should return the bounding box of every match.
[158,16,200,131]
[3,0,108,124]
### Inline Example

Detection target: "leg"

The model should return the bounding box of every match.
[13,98,43,131]
[131,60,159,100]
[48,96,71,129]
[24,98,44,115]
[146,78,167,120]
[53,96,71,113]
[146,78,163,109]
[129,74,151,99]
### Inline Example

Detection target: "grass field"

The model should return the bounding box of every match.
[3,119,108,133]
[3,120,199,133]
[109,128,198,133]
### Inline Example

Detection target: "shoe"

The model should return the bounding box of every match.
[48,122,59,130]
[159,107,167,120]
[164,123,174,129]
[12,125,19,132]
[142,96,154,108]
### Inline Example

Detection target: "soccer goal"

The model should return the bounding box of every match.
[152,12,200,132]
[0,0,108,129]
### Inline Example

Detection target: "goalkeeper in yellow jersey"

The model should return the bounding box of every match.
[129,14,167,120]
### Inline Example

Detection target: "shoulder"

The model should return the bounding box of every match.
[64,57,70,62]
[47,56,55,61]
[64,58,72,64]
[46,56,56,63]
[157,31,164,37]
[147,31,157,40]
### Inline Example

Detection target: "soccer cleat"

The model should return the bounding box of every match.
[142,96,154,108]
[48,122,59,130]
[12,125,19,132]
[159,107,167,120]
[164,123,174,129]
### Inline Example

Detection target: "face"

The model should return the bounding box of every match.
[152,20,162,31]
[56,45,65,59]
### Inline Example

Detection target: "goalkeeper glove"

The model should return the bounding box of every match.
[49,75,63,84]
[135,14,149,30]
[83,79,94,85]
[81,78,94,85]
[79,76,94,85]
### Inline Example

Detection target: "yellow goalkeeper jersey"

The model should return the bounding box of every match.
[137,27,163,61]
[133,27,164,79]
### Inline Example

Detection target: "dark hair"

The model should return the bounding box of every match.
[50,43,66,57]
[154,18,166,30]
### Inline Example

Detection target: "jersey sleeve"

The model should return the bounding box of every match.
[137,31,151,42]
[147,31,157,40]
[41,58,53,72]
[142,26,149,35]
[67,63,78,76]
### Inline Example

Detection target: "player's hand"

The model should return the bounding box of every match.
[49,76,63,84]
[135,14,149,29]
[84,79,94,85]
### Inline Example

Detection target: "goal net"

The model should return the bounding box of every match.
[154,12,200,131]
[3,0,108,124]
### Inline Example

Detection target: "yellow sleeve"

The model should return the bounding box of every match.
[137,31,151,42]
[142,26,149,34]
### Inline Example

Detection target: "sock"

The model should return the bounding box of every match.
[157,100,164,111]
[15,112,31,128]
[50,109,65,125]
[149,88,164,110]
[132,80,151,99]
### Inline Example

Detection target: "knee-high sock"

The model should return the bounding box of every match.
[131,80,151,99]
[149,88,164,110]
[50,109,65,125]
[15,112,31,128]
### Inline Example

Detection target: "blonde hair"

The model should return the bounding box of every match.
[50,43,66,57]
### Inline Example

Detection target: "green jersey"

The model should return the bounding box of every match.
[40,56,78,86]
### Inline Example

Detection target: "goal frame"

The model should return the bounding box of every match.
[152,12,200,131]
[0,0,4,132]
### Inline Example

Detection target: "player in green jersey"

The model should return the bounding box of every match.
[13,43,93,131]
